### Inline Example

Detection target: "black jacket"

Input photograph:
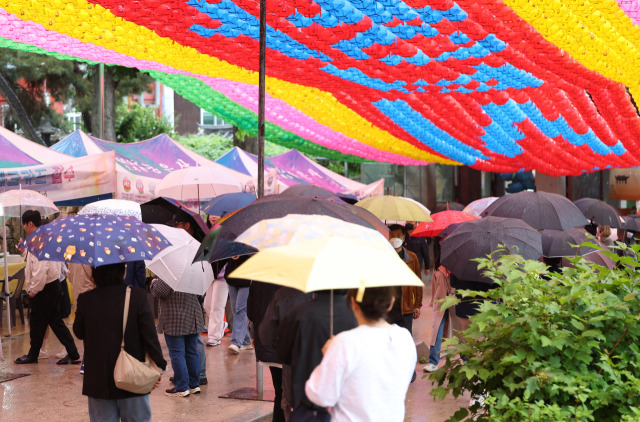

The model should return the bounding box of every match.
[450,274,495,319]
[247,281,282,363]
[74,284,167,400]
[276,291,357,408]
[405,236,430,271]
[224,256,252,288]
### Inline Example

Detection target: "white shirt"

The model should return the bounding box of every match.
[25,252,62,295]
[305,324,417,422]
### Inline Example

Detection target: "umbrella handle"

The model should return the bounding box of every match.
[330,289,333,336]
[159,259,178,283]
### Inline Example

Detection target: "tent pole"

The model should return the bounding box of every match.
[3,215,10,336]
[100,63,105,139]
[257,0,266,198]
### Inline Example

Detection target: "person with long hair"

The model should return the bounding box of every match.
[305,286,416,422]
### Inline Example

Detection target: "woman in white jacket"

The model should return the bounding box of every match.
[305,286,416,422]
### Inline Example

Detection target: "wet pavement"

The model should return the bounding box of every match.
[0,277,469,421]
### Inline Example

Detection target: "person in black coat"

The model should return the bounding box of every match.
[247,282,287,422]
[74,263,167,422]
[276,290,357,418]
[404,223,430,275]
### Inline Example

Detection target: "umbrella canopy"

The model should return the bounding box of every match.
[78,199,142,220]
[618,216,639,232]
[562,250,615,270]
[281,185,338,198]
[218,197,387,242]
[201,192,256,218]
[540,228,598,258]
[156,165,247,201]
[236,214,392,251]
[193,227,258,264]
[229,236,423,293]
[140,197,209,242]
[574,198,621,228]
[23,214,171,267]
[412,211,479,237]
[441,217,543,283]
[145,225,214,295]
[0,189,59,217]
[463,197,499,217]
[482,191,588,230]
[355,196,432,222]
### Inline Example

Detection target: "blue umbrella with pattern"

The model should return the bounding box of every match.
[22,214,172,267]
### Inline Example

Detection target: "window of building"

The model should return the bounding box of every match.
[201,109,226,126]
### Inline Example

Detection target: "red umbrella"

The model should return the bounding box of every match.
[411,210,479,237]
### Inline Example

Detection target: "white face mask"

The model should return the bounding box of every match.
[389,237,403,249]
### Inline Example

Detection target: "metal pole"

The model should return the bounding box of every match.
[100,63,105,139]
[3,215,10,336]
[257,0,267,198]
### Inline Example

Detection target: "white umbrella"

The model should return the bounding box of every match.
[156,166,250,212]
[463,197,499,217]
[79,199,142,221]
[145,224,214,295]
[0,189,59,336]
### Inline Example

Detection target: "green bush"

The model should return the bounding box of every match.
[431,245,640,421]
[115,103,174,143]
[173,133,233,161]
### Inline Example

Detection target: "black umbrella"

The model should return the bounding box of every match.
[574,198,621,228]
[540,228,597,258]
[203,197,387,262]
[441,217,543,283]
[481,191,588,230]
[619,216,639,232]
[281,184,338,198]
[140,197,209,242]
[193,227,257,265]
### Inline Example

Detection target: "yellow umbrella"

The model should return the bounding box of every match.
[229,235,423,333]
[355,195,432,222]
[229,235,422,293]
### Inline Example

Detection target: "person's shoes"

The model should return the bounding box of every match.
[189,386,201,394]
[199,377,208,386]
[14,355,37,364]
[410,371,417,383]
[228,344,240,354]
[206,340,221,347]
[240,344,254,351]
[80,364,85,374]
[39,349,49,359]
[165,388,189,397]
[57,355,82,365]
[423,363,439,373]
[55,349,68,359]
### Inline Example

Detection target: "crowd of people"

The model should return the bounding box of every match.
[10,208,465,422]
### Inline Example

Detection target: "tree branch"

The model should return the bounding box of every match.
[0,69,45,145]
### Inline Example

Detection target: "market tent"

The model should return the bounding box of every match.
[0,127,116,204]
[216,147,383,199]
[52,131,254,203]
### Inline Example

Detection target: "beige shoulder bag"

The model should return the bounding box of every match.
[113,286,161,394]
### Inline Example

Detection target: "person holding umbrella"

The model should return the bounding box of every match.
[386,225,423,336]
[305,286,416,422]
[73,263,166,421]
[164,211,208,387]
[14,210,81,365]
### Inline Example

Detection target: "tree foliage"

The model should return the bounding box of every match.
[115,103,173,143]
[174,133,290,161]
[430,245,640,422]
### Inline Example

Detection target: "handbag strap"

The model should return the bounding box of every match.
[121,286,131,348]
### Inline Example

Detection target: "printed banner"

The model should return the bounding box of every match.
[115,170,159,204]
[609,168,640,200]
[0,151,116,202]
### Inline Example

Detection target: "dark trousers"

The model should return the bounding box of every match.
[269,366,285,422]
[395,313,414,336]
[28,281,79,360]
